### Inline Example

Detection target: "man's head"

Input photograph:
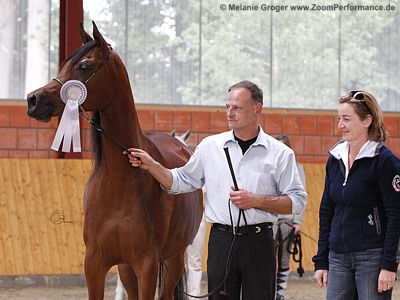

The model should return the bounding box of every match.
[225,80,263,138]
[228,80,263,105]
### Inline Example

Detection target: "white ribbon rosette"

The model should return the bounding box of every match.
[51,80,87,152]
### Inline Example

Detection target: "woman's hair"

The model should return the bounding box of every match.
[275,134,292,149]
[339,90,388,142]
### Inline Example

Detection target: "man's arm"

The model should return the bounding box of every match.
[229,149,306,214]
[254,194,292,213]
[229,190,292,214]
[125,148,173,189]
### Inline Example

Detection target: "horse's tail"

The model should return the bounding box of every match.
[158,263,163,295]
[173,275,185,300]
[158,262,186,300]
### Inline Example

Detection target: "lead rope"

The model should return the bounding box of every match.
[79,106,173,297]
[223,147,268,300]
[283,220,319,278]
[78,108,161,246]
[285,227,304,277]
[79,106,131,153]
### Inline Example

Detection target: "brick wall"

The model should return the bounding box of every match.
[1,101,399,162]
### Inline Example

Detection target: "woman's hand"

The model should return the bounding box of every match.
[314,269,328,288]
[378,269,396,293]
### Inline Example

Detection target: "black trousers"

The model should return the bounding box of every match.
[207,225,276,300]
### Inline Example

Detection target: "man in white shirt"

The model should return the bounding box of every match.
[126,80,306,299]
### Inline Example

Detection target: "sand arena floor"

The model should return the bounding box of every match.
[0,273,399,299]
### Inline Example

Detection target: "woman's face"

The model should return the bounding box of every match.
[337,103,371,143]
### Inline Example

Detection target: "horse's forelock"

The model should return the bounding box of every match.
[60,40,97,71]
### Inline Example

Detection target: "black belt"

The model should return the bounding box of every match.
[213,222,273,236]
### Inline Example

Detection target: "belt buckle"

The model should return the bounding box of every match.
[255,226,261,233]
[233,226,242,236]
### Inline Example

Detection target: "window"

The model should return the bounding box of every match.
[2,0,399,112]
[0,0,59,100]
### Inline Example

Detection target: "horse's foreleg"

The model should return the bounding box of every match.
[160,252,185,300]
[84,251,109,300]
[134,255,159,300]
[118,264,138,300]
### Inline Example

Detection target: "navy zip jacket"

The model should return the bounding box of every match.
[313,141,400,272]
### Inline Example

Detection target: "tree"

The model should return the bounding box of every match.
[0,1,17,98]
[25,0,51,96]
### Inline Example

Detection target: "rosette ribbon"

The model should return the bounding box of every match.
[51,80,87,152]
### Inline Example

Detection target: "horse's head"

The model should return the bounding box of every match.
[170,129,191,146]
[27,22,117,122]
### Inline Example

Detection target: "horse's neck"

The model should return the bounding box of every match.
[99,94,146,158]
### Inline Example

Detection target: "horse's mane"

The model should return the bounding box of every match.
[90,111,102,170]
[60,40,97,70]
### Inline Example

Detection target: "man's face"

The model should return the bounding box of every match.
[225,88,261,131]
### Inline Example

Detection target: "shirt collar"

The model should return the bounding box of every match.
[223,126,268,149]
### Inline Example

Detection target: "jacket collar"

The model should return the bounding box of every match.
[329,140,383,161]
[330,140,383,186]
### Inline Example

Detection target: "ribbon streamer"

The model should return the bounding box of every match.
[51,80,87,152]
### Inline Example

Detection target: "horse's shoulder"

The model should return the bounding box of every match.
[144,132,192,168]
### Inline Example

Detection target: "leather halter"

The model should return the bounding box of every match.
[52,56,109,87]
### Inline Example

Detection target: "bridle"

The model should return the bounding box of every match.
[51,48,122,150]
[52,48,111,87]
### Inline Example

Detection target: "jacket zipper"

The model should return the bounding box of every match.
[340,160,347,251]
[341,186,347,251]
[373,207,382,236]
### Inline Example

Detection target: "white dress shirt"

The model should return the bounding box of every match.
[167,127,307,226]
[277,162,307,224]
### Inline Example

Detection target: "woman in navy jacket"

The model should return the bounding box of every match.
[313,91,400,299]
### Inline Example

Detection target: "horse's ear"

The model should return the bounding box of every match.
[92,21,110,57]
[182,129,191,142]
[79,22,93,44]
[169,130,176,137]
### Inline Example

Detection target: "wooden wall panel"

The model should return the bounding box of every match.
[0,159,91,275]
[0,160,326,275]
[289,163,325,272]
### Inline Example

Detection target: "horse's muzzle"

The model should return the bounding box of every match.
[27,94,37,113]
[26,92,55,122]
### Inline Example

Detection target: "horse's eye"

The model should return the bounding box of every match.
[78,61,91,71]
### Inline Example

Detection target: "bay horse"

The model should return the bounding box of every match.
[115,128,193,300]
[26,22,203,300]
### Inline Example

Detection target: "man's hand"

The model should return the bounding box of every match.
[230,188,293,214]
[123,148,173,189]
[314,269,328,288]
[229,188,257,209]
[124,148,156,171]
